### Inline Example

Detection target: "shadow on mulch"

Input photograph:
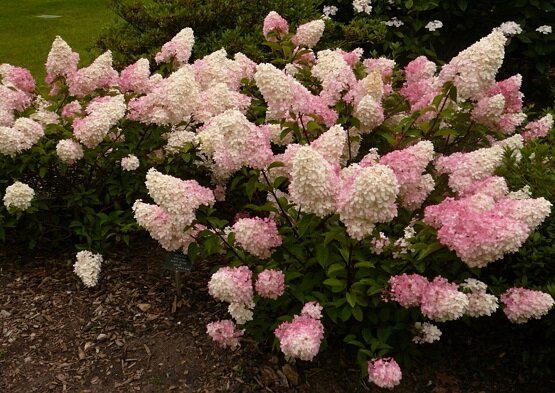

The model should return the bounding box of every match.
[0,236,553,392]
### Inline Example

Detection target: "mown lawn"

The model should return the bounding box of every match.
[0,0,115,84]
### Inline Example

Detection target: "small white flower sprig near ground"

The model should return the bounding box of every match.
[73,251,103,288]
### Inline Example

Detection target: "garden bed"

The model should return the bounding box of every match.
[1,238,552,393]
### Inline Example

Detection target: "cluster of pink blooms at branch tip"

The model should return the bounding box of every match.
[155,27,194,65]
[521,114,553,141]
[424,182,551,268]
[231,217,282,259]
[274,302,324,361]
[367,358,402,389]
[206,320,244,350]
[255,269,286,300]
[388,275,469,322]
[500,288,554,324]
[263,11,289,41]
[133,168,214,252]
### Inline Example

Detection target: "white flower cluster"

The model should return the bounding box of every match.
[460,279,499,317]
[73,250,103,288]
[322,5,338,19]
[337,164,399,240]
[499,21,522,36]
[292,20,326,48]
[412,322,442,344]
[128,66,200,125]
[3,181,35,211]
[384,17,404,27]
[121,154,140,171]
[164,127,196,153]
[56,139,84,164]
[439,29,506,100]
[425,20,443,32]
[0,118,44,156]
[354,95,384,132]
[353,0,372,14]
[289,146,337,217]
[536,25,552,34]
[73,94,126,148]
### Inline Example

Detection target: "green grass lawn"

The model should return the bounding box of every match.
[0,0,116,84]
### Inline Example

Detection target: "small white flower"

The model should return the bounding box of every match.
[353,0,372,14]
[536,25,552,35]
[425,20,443,32]
[499,21,522,36]
[384,17,404,28]
[121,154,140,171]
[322,5,338,19]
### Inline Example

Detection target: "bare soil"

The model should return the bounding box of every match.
[1,238,553,392]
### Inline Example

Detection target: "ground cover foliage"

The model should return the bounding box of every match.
[1,6,554,389]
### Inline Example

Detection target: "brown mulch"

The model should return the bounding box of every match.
[1,238,553,392]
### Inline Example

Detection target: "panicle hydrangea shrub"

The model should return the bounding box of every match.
[1,11,554,387]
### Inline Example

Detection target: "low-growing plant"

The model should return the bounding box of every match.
[1,11,554,389]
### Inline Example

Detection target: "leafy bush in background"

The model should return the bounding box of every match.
[325,0,555,107]
[98,0,555,107]
[96,0,324,67]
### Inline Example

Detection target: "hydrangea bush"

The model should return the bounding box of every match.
[1,10,554,387]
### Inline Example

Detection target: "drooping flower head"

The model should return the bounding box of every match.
[206,320,244,349]
[73,251,103,288]
[367,358,402,389]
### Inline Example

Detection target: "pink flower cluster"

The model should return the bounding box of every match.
[521,113,553,141]
[155,27,194,65]
[208,266,254,306]
[367,358,402,389]
[133,168,214,251]
[254,63,337,126]
[400,56,440,117]
[73,95,126,148]
[380,141,435,209]
[0,118,44,156]
[388,275,469,322]
[424,190,551,268]
[274,302,325,361]
[231,217,282,259]
[263,11,289,41]
[255,269,286,300]
[500,288,554,324]
[196,110,273,173]
[472,75,526,134]
[68,51,119,97]
[206,320,244,349]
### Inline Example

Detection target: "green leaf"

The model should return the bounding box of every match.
[328,263,345,275]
